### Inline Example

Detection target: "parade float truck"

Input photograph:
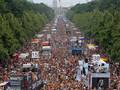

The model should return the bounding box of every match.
[7,63,43,90]
[70,47,84,56]
[42,46,52,57]
[69,36,84,56]
[80,54,110,90]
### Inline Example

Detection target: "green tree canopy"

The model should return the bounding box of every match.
[0,0,54,63]
[67,0,120,62]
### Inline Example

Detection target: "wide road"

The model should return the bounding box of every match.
[40,17,83,90]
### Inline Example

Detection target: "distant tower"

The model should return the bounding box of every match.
[86,0,90,2]
[53,0,58,15]
[53,0,57,8]
[27,0,33,3]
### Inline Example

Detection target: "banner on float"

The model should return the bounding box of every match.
[92,54,100,61]
[32,51,39,59]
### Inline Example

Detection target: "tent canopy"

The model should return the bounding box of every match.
[42,41,50,46]
[19,53,29,59]
[23,63,32,68]
[87,44,97,50]
[42,46,51,50]
[36,34,43,38]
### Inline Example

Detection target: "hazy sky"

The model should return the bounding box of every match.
[33,0,90,7]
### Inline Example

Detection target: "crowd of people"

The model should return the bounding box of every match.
[110,62,120,90]
[0,17,120,90]
[40,18,84,90]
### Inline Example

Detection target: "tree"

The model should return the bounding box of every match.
[67,0,120,62]
[0,0,54,61]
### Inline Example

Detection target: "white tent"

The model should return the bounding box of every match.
[42,46,51,50]
[76,32,81,34]
[70,36,77,42]
[23,63,32,68]
[36,34,43,38]
[19,53,29,59]
[51,28,57,31]
[43,30,48,32]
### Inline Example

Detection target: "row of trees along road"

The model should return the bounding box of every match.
[0,0,54,64]
[67,0,120,62]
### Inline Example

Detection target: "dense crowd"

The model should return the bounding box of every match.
[40,19,83,90]
[0,17,120,90]
[110,62,120,90]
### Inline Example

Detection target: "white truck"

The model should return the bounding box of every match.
[42,46,52,57]
[78,59,110,90]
